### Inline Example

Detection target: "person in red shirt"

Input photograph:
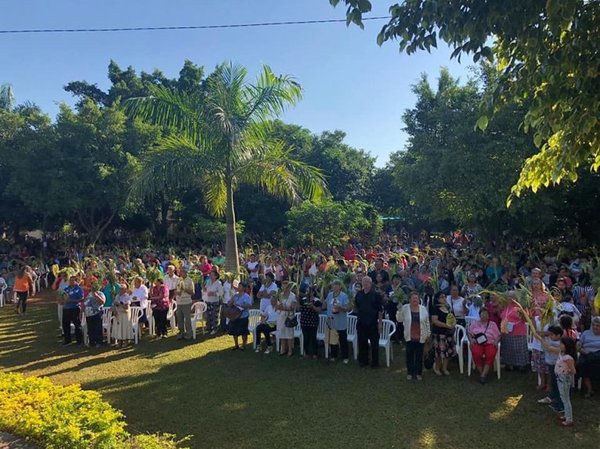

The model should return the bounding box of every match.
[343,244,357,262]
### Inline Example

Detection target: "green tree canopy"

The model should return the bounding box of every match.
[330,0,600,200]
[126,62,328,272]
[285,199,382,248]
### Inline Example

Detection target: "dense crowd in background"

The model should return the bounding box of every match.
[1,230,599,428]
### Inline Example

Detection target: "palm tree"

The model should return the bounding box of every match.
[125,63,328,273]
[0,83,15,111]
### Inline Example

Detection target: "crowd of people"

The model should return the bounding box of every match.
[2,231,600,428]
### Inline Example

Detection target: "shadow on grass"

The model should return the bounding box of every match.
[2,304,600,449]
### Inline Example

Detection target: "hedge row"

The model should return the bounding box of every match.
[0,372,189,449]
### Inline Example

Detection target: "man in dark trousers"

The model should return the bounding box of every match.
[354,276,384,367]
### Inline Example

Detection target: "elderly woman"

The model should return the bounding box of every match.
[499,291,529,371]
[323,279,350,363]
[111,283,133,347]
[204,269,224,335]
[228,281,253,350]
[468,309,501,384]
[396,291,430,380]
[150,278,170,338]
[577,316,600,398]
[431,291,456,376]
[276,279,297,357]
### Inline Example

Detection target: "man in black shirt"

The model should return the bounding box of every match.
[354,276,384,367]
[368,258,390,286]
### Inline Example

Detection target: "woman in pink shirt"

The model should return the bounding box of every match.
[499,291,529,371]
[468,309,500,384]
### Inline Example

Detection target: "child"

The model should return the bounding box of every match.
[554,336,577,426]
[558,314,578,341]
[530,316,548,392]
[535,325,563,414]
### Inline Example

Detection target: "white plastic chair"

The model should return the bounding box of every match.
[465,316,477,330]
[293,312,304,356]
[81,309,89,345]
[167,301,178,332]
[0,285,5,307]
[346,315,358,360]
[454,324,468,373]
[130,306,144,344]
[379,319,397,367]
[526,325,534,351]
[146,304,155,336]
[102,309,113,344]
[466,338,502,380]
[191,302,208,340]
[34,274,41,294]
[316,314,329,359]
[248,309,261,348]
[40,267,50,288]
[58,303,64,334]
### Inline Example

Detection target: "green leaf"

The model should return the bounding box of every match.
[475,115,489,131]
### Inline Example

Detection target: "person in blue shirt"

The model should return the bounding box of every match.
[323,279,350,363]
[101,279,120,307]
[228,281,253,350]
[62,276,84,345]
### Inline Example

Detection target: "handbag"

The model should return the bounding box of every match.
[285,314,298,328]
[424,345,435,369]
[223,305,242,321]
[472,321,490,345]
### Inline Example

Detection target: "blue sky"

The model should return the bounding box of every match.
[1,0,469,166]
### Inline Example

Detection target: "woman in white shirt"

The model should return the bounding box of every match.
[131,276,149,329]
[111,284,134,346]
[396,291,431,380]
[276,280,297,357]
[204,269,224,335]
[447,285,467,327]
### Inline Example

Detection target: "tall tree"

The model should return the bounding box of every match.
[125,63,327,272]
[329,0,599,198]
[0,84,15,111]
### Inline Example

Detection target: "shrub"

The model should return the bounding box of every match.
[0,372,189,449]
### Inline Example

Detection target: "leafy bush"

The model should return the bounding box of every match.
[0,372,189,449]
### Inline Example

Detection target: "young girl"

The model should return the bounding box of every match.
[555,337,577,427]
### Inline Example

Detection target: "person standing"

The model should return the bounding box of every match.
[299,286,322,359]
[396,291,430,380]
[62,276,84,345]
[175,268,195,340]
[323,279,350,363]
[83,283,105,347]
[204,269,224,335]
[14,267,33,314]
[354,276,384,368]
[164,265,179,302]
[228,281,253,350]
[150,278,170,338]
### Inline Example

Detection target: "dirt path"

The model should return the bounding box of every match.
[0,432,39,449]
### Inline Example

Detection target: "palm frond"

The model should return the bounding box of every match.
[234,140,328,203]
[244,65,303,122]
[124,84,205,146]
[129,135,204,199]
[201,172,227,217]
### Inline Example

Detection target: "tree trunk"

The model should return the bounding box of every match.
[224,178,240,274]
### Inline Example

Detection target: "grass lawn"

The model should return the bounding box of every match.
[1,300,599,449]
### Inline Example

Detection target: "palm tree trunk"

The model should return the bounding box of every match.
[224,178,240,274]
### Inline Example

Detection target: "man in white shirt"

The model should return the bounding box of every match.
[164,265,179,301]
[257,272,278,314]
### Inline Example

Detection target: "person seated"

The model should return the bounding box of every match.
[255,296,278,354]
[468,309,500,384]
